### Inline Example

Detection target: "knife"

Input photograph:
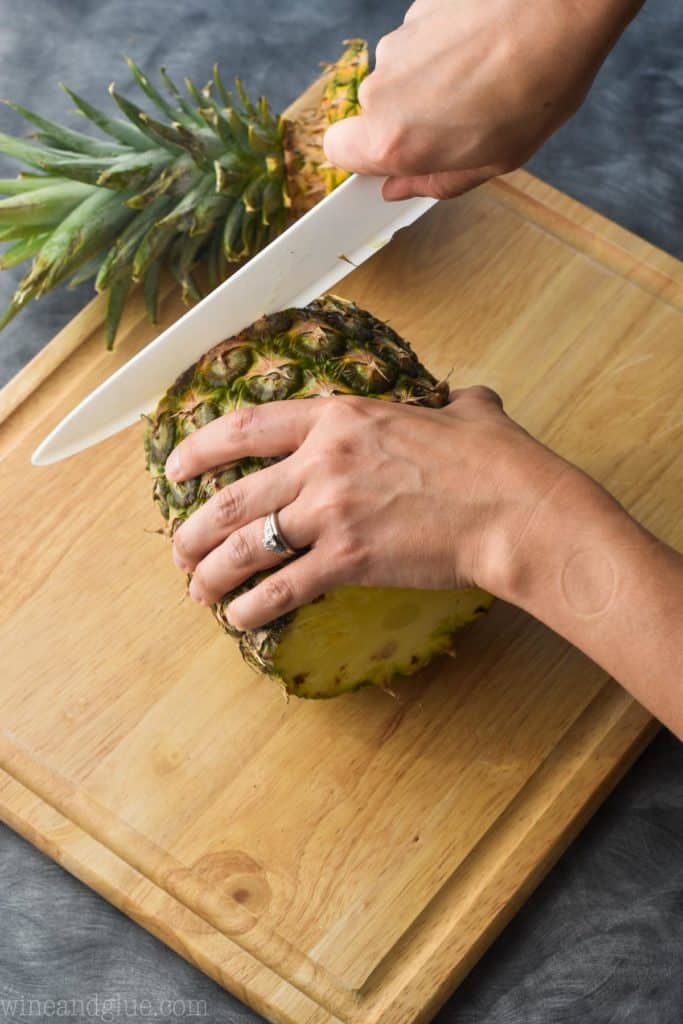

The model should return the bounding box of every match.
[32,174,436,466]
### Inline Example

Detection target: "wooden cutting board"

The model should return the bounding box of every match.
[1,72,681,1024]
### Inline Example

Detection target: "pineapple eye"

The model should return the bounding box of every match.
[192,401,221,427]
[375,336,417,375]
[147,412,176,466]
[243,363,302,402]
[199,464,242,501]
[166,476,199,509]
[396,379,450,407]
[352,324,374,343]
[251,310,293,338]
[203,345,253,386]
[214,465,243,489]
[152,477,170,519]
[289,322,346,358]
[336,352,397,394]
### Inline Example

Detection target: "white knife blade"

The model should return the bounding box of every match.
[32,174,436,466]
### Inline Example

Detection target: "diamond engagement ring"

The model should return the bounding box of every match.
[263,511,297,557]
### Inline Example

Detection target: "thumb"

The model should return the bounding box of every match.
[383,168,493,201]
[323,116,387,177]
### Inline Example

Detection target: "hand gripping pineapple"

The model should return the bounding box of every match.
[146,296,495,698]
[150,296,683,736]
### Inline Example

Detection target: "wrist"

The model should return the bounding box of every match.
[474,438,606,607]
[570,0,645,49]
[498,468,618,611]
[482,448,653,626]
[482,450,683,734]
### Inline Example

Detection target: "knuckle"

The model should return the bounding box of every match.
[331,394,370,423]
[315,401,367,453]
[466,385,503,406]
[306,439,357,485]
[358,72,377,109]
[228,405,257,437]
[335,533,368,571]
[429,174,467,201]
[321,436,356,467]
[367,122,408,169]
[225,529,253,568]
[214,484,244,527]
[319,398,347,426]
[336,393,365,411]
[263,574,294,611]
[301,446,329,479]
[373,34,391,65]
[316,487,352,526]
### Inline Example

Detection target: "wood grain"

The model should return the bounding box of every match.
[1,75,681,1024]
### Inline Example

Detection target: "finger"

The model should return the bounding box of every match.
[323,115,391,177]
[189,504,314,606]
[226,549,338,631]
[326,114,478,181]
[165,400,321,482]
[383,168,492,202]
[172,455,302,571]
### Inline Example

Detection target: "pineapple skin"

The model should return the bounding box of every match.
[145,295,493,698]
[283,39,368,215]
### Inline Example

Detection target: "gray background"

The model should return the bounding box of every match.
[1,1,682,1022]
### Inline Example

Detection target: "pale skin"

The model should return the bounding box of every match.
[324,0,646,200]
[166,0,683,738]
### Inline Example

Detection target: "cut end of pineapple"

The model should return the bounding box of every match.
[271,585,493,699]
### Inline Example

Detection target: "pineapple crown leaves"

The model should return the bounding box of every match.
[0,58,287,345]
[0,41,368,347]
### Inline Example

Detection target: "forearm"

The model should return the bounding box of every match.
[496,468,683,737]
[575,0,645,28]
[573,0,646,56]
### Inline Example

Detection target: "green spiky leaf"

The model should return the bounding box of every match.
[105,273,132,349]
[0,230,51,269]
[61,85,150,150]
[0,175,70,195]
[143,260,162,322]
[0,42,369,346]
[0,181,96,225]
[2,99,126,157]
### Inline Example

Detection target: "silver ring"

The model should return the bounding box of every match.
[263,510,297,557]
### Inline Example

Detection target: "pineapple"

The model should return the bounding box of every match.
[0,41,367,347]
[145,295,493,699]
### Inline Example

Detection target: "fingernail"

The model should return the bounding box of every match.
[172,547,190,572]
[188,578,202,604]
[165,449,181,480]
[225,603,239,629]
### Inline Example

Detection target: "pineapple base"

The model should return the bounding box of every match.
[270,585,493,699]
